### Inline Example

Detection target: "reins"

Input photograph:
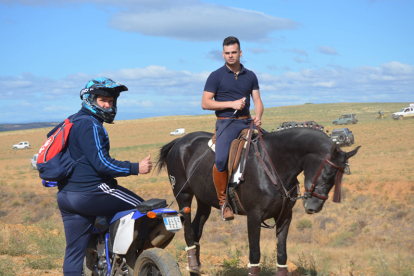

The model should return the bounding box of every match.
[168,119,346,228]
[238,121,346,228]
[304,154,346,203]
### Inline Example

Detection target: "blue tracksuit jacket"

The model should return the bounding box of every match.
[48,108,139,191]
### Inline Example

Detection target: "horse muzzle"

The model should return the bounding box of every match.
[303,199,322,214]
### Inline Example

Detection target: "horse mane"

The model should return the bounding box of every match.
[264,127,332,145]
[267,127,345,203]
[268,126,330,136]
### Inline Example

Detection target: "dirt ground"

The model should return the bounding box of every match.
[0,102,413,275]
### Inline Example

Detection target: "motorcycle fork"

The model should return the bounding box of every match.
[96,234,107,271]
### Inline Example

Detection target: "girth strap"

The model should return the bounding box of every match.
[239,121,254,182]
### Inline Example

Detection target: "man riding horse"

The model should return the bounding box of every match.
[201,36,264,221]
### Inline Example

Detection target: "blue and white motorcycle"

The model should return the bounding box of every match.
[43,181,187,276]
[82,198,188,276]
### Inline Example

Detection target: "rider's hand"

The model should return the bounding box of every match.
[139,154,152,174]
[232,97,246,111]
[252,115,262,127]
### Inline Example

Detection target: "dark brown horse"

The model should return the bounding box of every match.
[156,127,360,276]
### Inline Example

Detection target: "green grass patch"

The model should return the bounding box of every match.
[0,257,16,276]
[329,231,355,247]
[0,235,30,256]
[25,257,59,270]
[296,218,312,230]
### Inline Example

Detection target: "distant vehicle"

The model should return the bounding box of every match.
[392,107,414,120]
[277,121,297,131]
[170,128,185,136]
[296,121,324,130]
[332,114,358,125]
[12,141,30,150]
[331,128,354,146]
[31,154,38,170]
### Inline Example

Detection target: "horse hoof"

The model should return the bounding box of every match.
[187,266,201,275]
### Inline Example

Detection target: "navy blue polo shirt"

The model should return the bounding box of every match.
[204,64,260,118]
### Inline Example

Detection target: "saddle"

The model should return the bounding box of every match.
[209,128,258,215]
[209,129,257,181]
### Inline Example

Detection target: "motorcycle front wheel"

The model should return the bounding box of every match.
[134,248,181,276]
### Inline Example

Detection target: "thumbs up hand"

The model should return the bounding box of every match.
[139,154,152,174]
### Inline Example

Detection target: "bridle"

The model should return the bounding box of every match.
[233,121,348,228]
[241,121,347,203]
[304,154,346,203]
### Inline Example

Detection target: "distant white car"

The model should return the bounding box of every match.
[31,153,38,170]
[392,107,414,120]
[12,141,30,150]
[170,128,185,136]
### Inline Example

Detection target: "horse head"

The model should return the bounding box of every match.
[302,144,361,214]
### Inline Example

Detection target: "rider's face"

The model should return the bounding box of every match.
[223,44,242,66]
[96,95,114,108]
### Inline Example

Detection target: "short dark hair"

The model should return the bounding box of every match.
[223,36,240,49]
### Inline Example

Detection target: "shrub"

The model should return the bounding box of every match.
[0,257,16,276]
[0,235,30,256]
[25,257,59,270]
[296,218,312,230]
[295,252,317,276]
[20,191,36,202]
[329,231,355,247]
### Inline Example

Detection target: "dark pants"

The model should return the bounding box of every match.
[57,184,143,276]
[215,118,254,172]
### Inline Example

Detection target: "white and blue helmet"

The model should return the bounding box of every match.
[80,78,128,123]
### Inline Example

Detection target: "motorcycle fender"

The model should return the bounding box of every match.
[111,211,135,254]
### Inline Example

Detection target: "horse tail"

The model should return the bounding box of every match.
[155,138,181,175]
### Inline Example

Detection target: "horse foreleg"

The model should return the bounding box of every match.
[191,198,211,268]
[246,213,262,276]
[275,211,292,276]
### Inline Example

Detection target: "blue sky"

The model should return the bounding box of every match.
[1,0,413,123]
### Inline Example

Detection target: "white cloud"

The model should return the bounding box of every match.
[294,57,308,63]
[2,0,300,41]
[118,99,153,108]
[206,50,223,62]
[110,3,299,42]
[380,61,414,75]
[1,61,413,123]
[312,81,336,88]
[283,47,308,57]
[247,47,270,54]
[43,105,73,112]
[316,46,339,55]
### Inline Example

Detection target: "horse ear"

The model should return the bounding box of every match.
[346,146,361,159]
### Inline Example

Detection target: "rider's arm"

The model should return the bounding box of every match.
[201,91,245,111]
[252,89,264,126]
[252,90,263,118]
[76,120,139,176]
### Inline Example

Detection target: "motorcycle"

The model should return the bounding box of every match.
[42,180,187,276]
[376,114,386,119]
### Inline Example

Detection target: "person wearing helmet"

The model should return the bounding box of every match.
[52,78,152,276]
[378,108,383,118]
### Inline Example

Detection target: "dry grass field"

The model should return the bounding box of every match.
[0,102,413,275]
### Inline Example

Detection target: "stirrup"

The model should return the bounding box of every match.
[221,204,234,221]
